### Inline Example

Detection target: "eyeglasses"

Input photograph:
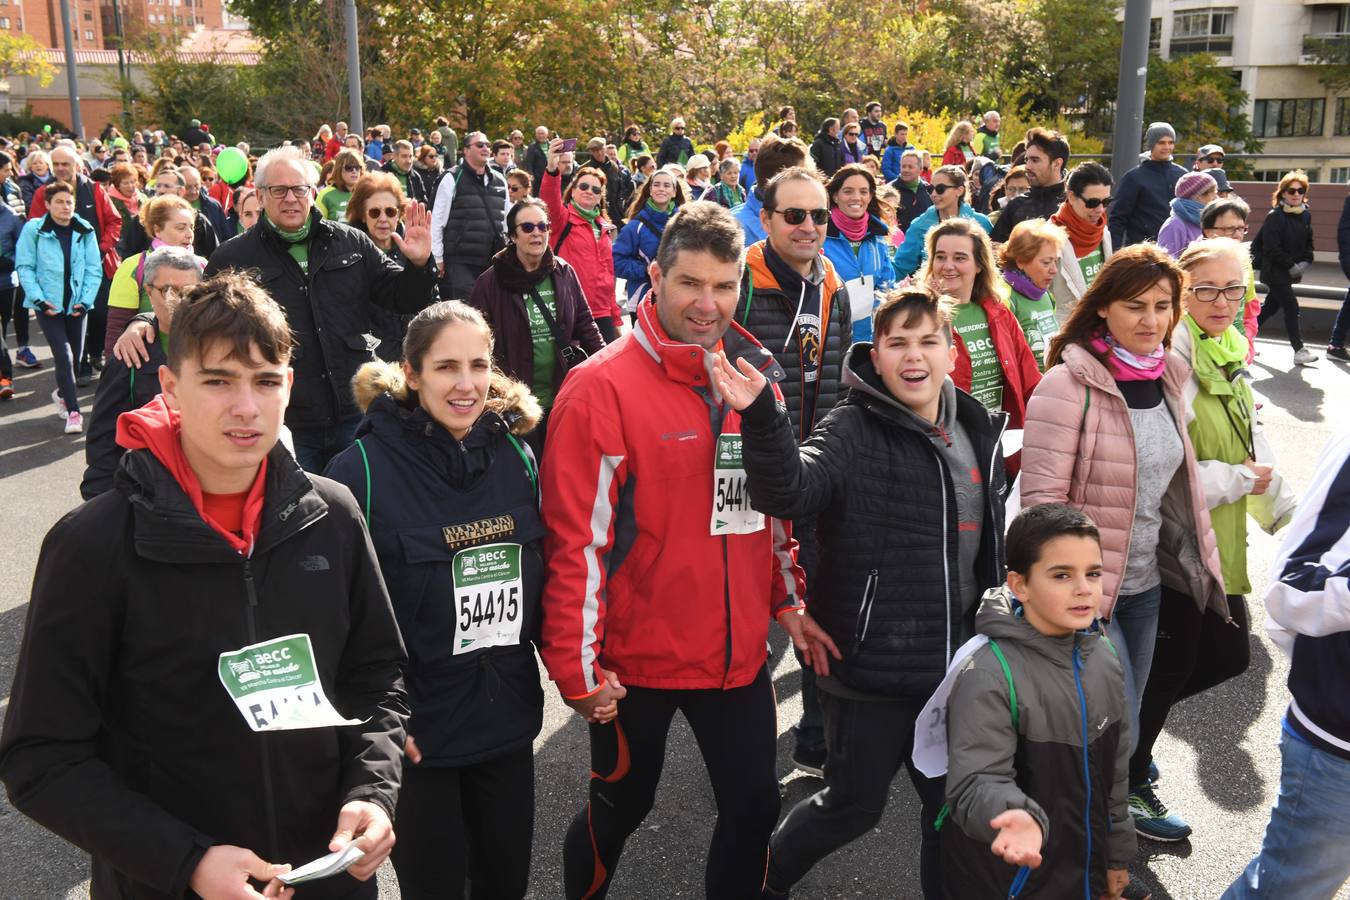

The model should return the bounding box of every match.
[1207,225,1248,237]
[773,207,830,226]
[469,141,490,149]
[1204,155,1225,164]
[930,183,963,196]
[1004,185,1028,197]
[343,165,362,173]
[517,221,551,234]
[1285,186,1307,195]
[366,206,400,219]
[673,127,685,132]
[747,148,759,155]
[574,182,603,195]
[1076,195,1114,209]
[1189,283,1247,304]
[264,184,313,199]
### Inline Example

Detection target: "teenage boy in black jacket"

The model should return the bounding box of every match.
[1,272,409,900]
[715,288,1008,900]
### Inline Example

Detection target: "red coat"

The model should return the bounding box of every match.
[540,168,621,325]
[942,145,971,168]
[539,300,805,698]
[952,295,1042,431]
[29,175,121,258]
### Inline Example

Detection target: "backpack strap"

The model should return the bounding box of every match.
[553,220,575,252]
[355,438,372,530]
[505,432,539,497]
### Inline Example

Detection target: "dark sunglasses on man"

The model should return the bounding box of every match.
[773,207,830,226]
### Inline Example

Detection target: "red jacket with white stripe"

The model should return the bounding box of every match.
[540,299,806,698]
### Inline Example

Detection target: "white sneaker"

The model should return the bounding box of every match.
[51,388,68,419]
[64,411,83,434]
[1294,348,1318,366]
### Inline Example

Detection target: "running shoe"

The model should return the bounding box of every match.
[0,377,12,399]
[790,743,826,778]
[1129,784,1192,842]
[1329,345,1350,362]
[1293,347,1318,366]
[51,388,67,419]
[15,346,40,368]
[76,371,92,387]
[1122,877,1153,900]
[64,411,83,434]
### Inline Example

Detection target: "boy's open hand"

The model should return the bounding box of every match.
[989,809,1043,868]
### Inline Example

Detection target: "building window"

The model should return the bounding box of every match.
[1336,98,1350,135]
[1330,167,1350,184]
[0,17,9,27]
[1149,18,1161,52]
[1253,169,1321,183]
[1253,98,1326,138]
[83,29,93,40]
[83,9,91,18]
[1171,8,1235,56]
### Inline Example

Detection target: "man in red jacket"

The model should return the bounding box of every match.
[539,201,837,899]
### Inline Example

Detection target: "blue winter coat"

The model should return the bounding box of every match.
[0,203,25,286]
[613,205,672,309]
[740,158,757,194]
[16,213,102,313]
[734,189,766,245]
[821,215,896,343]
[891,203,993,281]
[881,141,915,183]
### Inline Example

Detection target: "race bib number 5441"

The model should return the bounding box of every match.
[711,434,765,536]
[218,633,364,732]
[453,543,525,655]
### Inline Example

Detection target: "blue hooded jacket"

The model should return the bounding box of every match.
[733,189,766,245]
[612,204,673,309]
[821,214,895,342]
[891,204,992,281]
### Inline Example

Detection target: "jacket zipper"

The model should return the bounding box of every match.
[928,448,954,667]
[987,414,1008,585]
[1073,645,1093,900]
[721,536,733,684]
[243,559,281,862]
[854,569,879,645]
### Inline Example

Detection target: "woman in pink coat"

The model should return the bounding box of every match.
[1020,245,1226,805]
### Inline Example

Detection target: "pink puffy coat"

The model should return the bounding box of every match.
[1020,342,1226,620]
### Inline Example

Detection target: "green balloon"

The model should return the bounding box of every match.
[43,124,52,133]
[215,147,249,185]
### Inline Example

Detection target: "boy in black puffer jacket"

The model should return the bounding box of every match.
[716,288,1007,900]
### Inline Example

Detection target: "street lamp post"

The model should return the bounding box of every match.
[58,0,84,139]
[1110,0,1152,183]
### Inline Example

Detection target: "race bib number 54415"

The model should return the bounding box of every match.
[453,543,525,655]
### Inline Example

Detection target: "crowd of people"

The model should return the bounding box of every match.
[0,102,1345,900]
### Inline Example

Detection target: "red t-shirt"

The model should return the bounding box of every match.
[202,490,249,538]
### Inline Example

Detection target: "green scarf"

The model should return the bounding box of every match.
[1184,313,1247,369]
[900,178,920,194]
[572,200,602,237]
[264,213,312,275]
[646,199,674,214]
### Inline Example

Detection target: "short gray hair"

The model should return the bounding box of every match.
[655,200,743,273]
[142,245,203,286]
[718,157,739,175]
[254,146,317,188]
[394,140,413,153]
[901,148,923,164]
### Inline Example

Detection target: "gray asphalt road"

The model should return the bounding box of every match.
[2,311,1348,900]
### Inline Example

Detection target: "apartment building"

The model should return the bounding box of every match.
[1149,0,1350,180]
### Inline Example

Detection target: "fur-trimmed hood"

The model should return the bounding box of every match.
[351,360,542,437]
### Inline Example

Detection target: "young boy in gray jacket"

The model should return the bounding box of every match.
[941,503,1136,899]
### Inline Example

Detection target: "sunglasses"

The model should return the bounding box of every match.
[343,165,362,173]
[1205,155,1225,164]
[469,141,490,149]
[930,183,963,196]
[517,221,551,234]
[574,182,603,195]
[673,127,686,132]
[773,207,830,226]
[1075,195,1114,209]
[1286,186,1307,195]
[366,206,400,219]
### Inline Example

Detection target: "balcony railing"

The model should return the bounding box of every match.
[1170,36,1233,56]
[1303,32,1350,58]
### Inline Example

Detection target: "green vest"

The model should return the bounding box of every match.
[1183,322,1255,595]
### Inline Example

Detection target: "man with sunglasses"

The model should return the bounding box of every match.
[1194,143,1225,171]
[201,146,437,471]
[431,130,510,302]
[737,166,853,781]
[1109,121,1188,248]
[990,127,1069,244]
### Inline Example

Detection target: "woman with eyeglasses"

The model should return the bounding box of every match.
[542,137,622,343]
[1252,170,1317,365]
[840,122,868,167]
[414,145,445,205]
[617,125,650,170]
[1199,198,1260,362]
[506,169,532,206]
[1158,171,1217,258]
[891,164,991,281]
[821,163,894,342]
[347,172,436,361]
[613,168,686,321]
[986,164,1029,228]
[469,196,604,453]
[1049,162,1115,327]
[656,117,694,168]
[318,148,365,221]
[917,218,1040,437]
[1125,237,1295,844]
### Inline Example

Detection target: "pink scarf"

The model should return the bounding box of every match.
[830,207,869,242]
[1089,332,1166,382]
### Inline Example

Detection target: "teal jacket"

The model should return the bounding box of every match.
[16,213,102,313]
[891,203,993,281]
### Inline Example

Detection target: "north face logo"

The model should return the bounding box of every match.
[299,555,330,572]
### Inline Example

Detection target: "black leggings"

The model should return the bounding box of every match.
[1129,591,1250,787]
[563,665,780,900]
[1257,278,1304,351]
[391,746,535,900]
[0,286,27,346]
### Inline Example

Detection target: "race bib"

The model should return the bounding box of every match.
[453,543,525,655]
[711,434,764,535]
[846,275,875,325]
[218,633,365,732]
[912,635,990,778]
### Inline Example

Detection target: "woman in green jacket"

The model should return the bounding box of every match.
[1129,237,1296,842]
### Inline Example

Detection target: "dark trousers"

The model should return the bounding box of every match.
[768,690,945,899]
[0,285,27,346]
[1332,284,1350,349]
[80,276,111,371]
[595,316,619,344]
[391,746,535,900]
[443,262,487,301]
[293,413,361,474]
[1130,591,1250,786]
[36,312,86,414]
[563,665,780,900]
[1257,277,1304,351]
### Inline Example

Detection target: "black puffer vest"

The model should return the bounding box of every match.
[441,164,508,267]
